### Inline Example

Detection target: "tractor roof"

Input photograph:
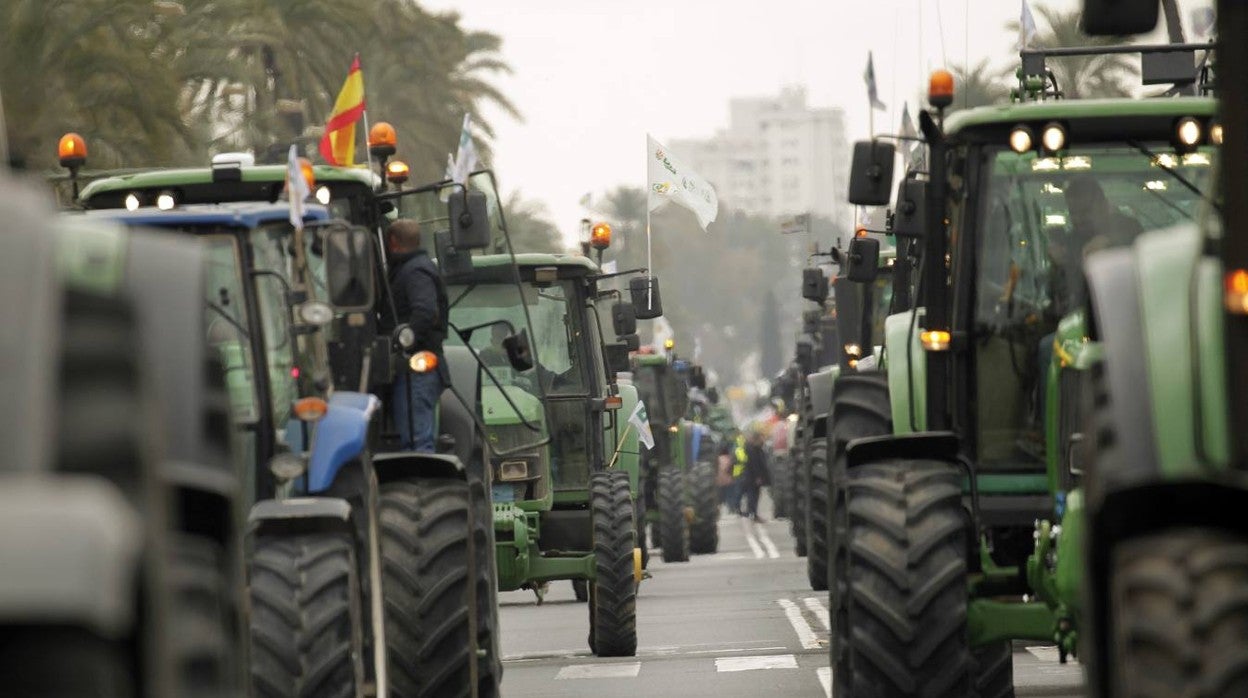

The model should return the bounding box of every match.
[78,201,331,229]
[944,96,1216,138]
[79,164,378,200]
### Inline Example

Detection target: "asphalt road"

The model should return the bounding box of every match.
[497,491,1086,697]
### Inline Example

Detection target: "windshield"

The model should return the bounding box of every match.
[448,279,590,396]
[970,142,1215,468]
[633,361,688,427]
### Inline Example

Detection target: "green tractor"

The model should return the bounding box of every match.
[0,176,246,696]
[632,352,721,561]
[832,56,1218,694]
[390,204,658,655]
[1074,1,1245,695]
[793,241,900,590]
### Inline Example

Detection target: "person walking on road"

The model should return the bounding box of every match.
[741,429,771,522]
[387,218,450,452]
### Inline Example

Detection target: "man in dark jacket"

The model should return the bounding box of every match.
[387,219,449,452]
[742,429,771,522]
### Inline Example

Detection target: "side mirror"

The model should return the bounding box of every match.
[504,329,534,371]
[845,237,880,283]
[1081,0,1158,35]
[848,140,896,206]
[324,225,375,311]
[689,365,706,389]
[449,190,491,250]
[612,301,637,336]
[801,267,829,303]
[604,342,630,376]
[619,333,641,351]
[629,276,663,319]
[892,178,927,238]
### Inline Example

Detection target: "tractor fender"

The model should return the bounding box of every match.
[306,391,380,494]
[0,475,143,639]
[845,431,959,470]
[807,367,838,439]
[1083,247,1158,492]
[247,496,354,537]
[1083,480,1248,698]
[612,382,642,495]
[884,309,927,434]
[372,452,465,484]
[440,345,481,470]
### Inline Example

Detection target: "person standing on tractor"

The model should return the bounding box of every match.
[387,218,450,452]
[741,429,770,522]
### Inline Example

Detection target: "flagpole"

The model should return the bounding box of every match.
[359,53,374,179]
[607,421,637,469]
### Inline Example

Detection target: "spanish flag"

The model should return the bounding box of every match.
[319,54,365,166]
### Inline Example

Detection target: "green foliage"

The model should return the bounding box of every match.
[1006,6,1138,99]
[592,186,847,386]
[501,191,563,254]
[949,59,1012,113]
[2,0,513,176]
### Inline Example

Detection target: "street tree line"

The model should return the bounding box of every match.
[1,0,514,180]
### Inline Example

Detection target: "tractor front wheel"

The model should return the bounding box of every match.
[689,459,720,554]
[1110,528,1248,698]
[588,471,638,657]
[658,466,690,563]
[770,453,793,519]
[845,459,971,696]
[380,478,483,697]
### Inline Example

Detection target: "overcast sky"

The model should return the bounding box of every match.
[420,0,1201,246]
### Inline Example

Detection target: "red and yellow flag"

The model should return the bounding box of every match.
[318,55,365,166]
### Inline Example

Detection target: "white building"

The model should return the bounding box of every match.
[670,86,849,221]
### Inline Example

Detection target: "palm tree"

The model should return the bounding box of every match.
[949,59,1012,112]
[2,0,192,169]
[502,191,563,253]
[1007,6,1138,99]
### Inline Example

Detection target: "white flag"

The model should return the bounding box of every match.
[451,113,479,185]
[647,135,719,231]
[864,52,887,111]
[628,401,655,450]
[600,260,619,274]
[286,144,310,231]
[444,153,455,181]
[899,102,925,171]
[1019,0,1038,50]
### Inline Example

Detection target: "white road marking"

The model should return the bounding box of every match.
[555,662,642,679]
[742,522,766,559]
[803,596,831,631]
[778,598,822,650]
[715,654,799,672]
[756,524,781,558]
[817,666,832,696]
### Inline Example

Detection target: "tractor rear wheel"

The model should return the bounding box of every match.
[658,466,690,563]
[468,477,502,697]
[806,437,830,591]
[249,532,363,698]
[689,459,720,554]
[828,372,892,688]
[845,459,971,697]
[379,478,481,698]
[169,534,239,697]
[588,471,638,657]
[1110,528,1248,698]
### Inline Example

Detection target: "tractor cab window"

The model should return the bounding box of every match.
[202,235,260,422]
[969,143,1215,468]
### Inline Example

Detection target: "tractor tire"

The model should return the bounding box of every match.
[379,478,480,698]
[588,471,638,657]
[806,436,830,591]
[0,628,132,697]
[635,484,650,570]
[573,579,590,602]
[829,372,892,687]
[771,454,793,519]
[1109,528,1248,698]
[468,477,502,697]
[249,532,363,698]
[169,534,239,697]
[973,641,1015,698]
[845,459,971,697]
[689,459,720,554]
[791,431,808,557]
[658,466,690,563]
